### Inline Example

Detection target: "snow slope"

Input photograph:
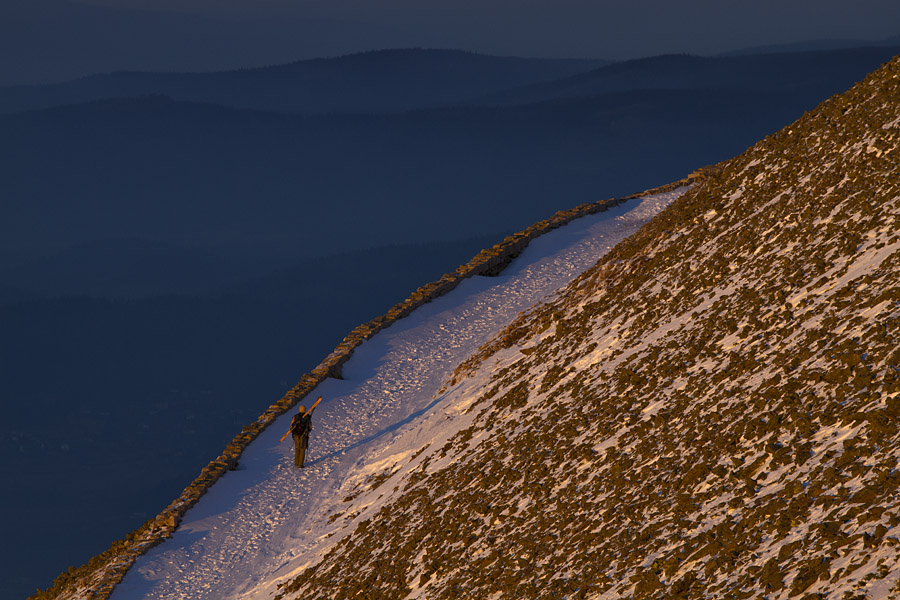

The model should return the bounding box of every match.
[268,54,900,600]
[109,189,686,600]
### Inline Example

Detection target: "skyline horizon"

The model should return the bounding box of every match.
[3,0,900,85]
[4,35,900,87]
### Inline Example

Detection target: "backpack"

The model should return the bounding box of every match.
[291,412,312,436]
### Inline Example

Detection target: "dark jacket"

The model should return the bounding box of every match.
[290,412,313,444]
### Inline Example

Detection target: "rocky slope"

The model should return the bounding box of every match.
[273,55,900,599]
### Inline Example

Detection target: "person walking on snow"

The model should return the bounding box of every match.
[287,397,320,468]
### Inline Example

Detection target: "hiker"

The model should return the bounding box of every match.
[285,397,321,468]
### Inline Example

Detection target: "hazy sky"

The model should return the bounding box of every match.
[86,0,900,58]
[1,0,898,84]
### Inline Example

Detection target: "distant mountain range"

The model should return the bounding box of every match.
[0,0,406,86]
[0,87,783,270]
[3,46,897,272]
[4,46,898,117]
[0,49,607,116]
[2,1,896,87]
[478,46,900,106]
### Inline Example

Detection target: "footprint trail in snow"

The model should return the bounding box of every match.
[111,189,685,600]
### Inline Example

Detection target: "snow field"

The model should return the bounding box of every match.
[109,188,686,600]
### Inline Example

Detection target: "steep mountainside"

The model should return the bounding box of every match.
[272,56,900,598]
